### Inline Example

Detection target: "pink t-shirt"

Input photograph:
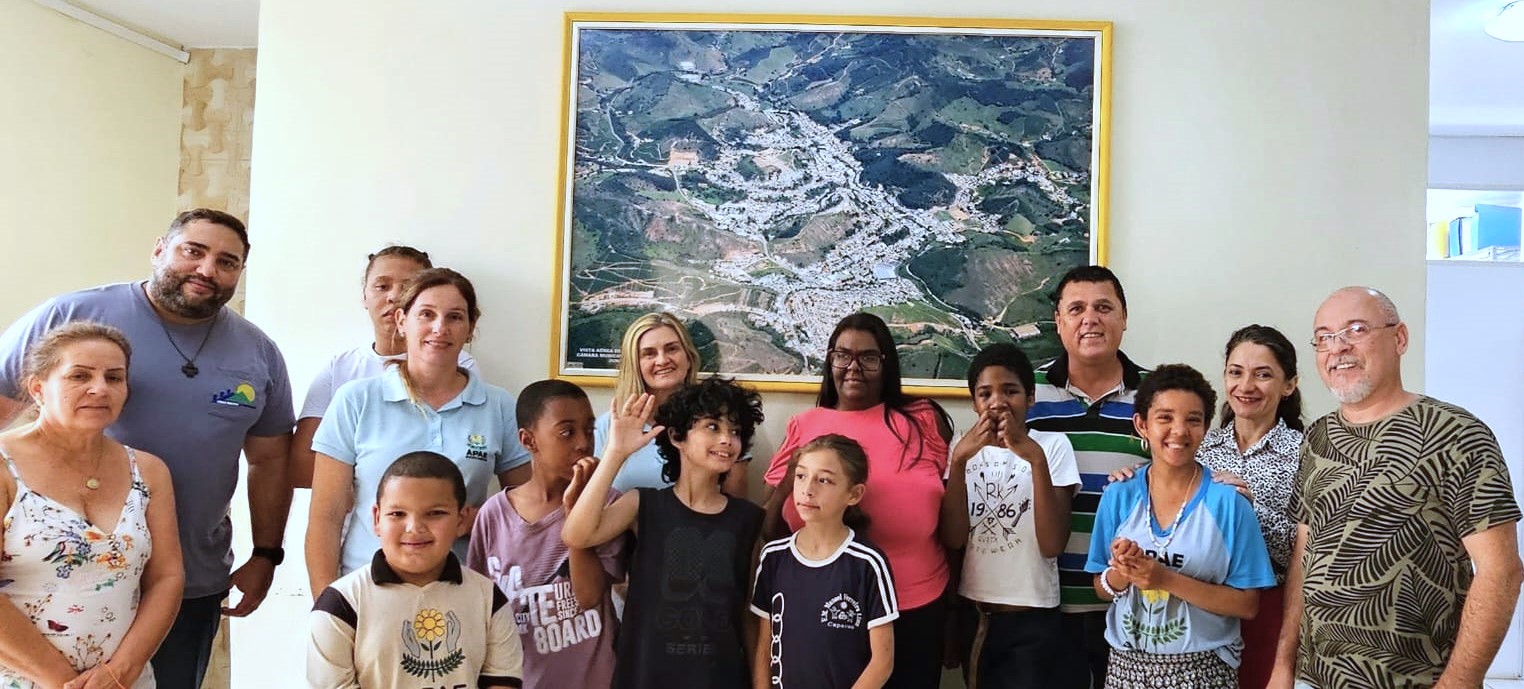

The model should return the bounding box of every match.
[765,401,950,609]
[467,489,625,689]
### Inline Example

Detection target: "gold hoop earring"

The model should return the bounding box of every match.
[1139,436,1149,453]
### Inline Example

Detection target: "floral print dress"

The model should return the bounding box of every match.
[0,446,154,689]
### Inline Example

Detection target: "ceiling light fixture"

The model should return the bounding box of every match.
[1486,0,1524,41]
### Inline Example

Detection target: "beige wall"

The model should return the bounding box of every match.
[0,0,183,326]
[179,48,258,315]
[180,49,257,221]
[247,0,1429,457]
[244,0,1429,685]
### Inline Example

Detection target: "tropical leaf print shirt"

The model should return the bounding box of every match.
[1289,396,1522,688]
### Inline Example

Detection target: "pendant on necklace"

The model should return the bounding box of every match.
[85,477,101,490]
[182,362,199,378]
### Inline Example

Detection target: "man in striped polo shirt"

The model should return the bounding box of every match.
[1027,265,1149,689]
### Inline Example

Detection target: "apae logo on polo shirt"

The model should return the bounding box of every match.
[465,434,489,461]
[212,382,257,409]
[820,593,863,629]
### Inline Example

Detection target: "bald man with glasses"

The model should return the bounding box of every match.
[1268,286,1524,689]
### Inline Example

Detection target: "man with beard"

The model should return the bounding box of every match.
[0,209,294,689]
[1268,286,1523,689]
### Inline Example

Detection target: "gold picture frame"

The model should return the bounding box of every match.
[551,12,1112,396]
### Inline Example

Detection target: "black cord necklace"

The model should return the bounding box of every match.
[157,310,220,378]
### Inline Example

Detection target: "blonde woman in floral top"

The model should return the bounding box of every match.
[0,323,182,689]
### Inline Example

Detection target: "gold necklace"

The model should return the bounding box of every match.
[83,444,106,491]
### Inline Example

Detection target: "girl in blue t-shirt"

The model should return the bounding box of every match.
[1085,364,1275,688]
[751,434,897,689]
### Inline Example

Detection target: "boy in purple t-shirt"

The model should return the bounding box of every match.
[468,380,625,689]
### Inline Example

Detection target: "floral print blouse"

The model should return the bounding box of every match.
[1,446,155,688]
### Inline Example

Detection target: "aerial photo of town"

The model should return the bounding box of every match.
[562,24,1100,382]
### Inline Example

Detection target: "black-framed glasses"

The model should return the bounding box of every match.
[1310,322,1397,352]
[828,350,883,372]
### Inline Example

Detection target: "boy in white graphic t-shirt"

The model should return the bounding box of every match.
[943,343,1081,688]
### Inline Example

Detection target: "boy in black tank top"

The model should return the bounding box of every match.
[563,378,765,689]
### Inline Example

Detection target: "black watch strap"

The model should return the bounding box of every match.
[251,546,285,566]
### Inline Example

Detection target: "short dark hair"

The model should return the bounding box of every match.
[1134,364,1217,428]
[1050,265,1127,312]
[364,245,432,282]
[376,451,467,507]
[167,209,250,259]
[966,343,1036,396]
[653,377,765,484]
[516,379,590,429]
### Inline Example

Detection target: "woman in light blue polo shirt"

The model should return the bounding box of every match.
[1086,364,1275,688]
[304,268,530,596]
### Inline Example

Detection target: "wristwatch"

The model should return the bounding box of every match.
[251,546,285,566]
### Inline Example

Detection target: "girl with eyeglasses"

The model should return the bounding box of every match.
[763,312,953,689]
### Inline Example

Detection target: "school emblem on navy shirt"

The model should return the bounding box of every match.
[465,434,489,461]
[820,594,863,629]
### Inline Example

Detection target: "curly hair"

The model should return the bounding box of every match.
[966,342,1036,396]
[1134,364,1217,427]
[653,377,764,484]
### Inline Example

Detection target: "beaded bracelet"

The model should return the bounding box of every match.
[1100,566,1131,599]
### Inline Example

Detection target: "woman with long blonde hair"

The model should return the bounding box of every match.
[594,313,747,497]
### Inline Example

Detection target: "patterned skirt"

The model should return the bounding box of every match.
[1104,649,1238,689]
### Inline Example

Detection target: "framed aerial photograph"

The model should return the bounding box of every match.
[551,13,1112,394]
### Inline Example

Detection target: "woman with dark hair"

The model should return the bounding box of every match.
[289,246,477,488]
[1106,325,1304,687]
[1086,364,1275,688]
[1195,325,1303,688]
[764,312,952,688]
[304,268,531,596]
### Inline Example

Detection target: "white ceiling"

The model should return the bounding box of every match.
[67,0,259,48]
[1431,0,1524,135]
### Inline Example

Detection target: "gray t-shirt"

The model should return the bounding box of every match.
[0,282,295,598]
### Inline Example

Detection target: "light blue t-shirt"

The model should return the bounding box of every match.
[312,366,530,574]
[0,282,295,598]
[593,411,670,493]
[1085,462,1275,667]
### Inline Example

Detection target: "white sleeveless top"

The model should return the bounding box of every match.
[0,445,155,688]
